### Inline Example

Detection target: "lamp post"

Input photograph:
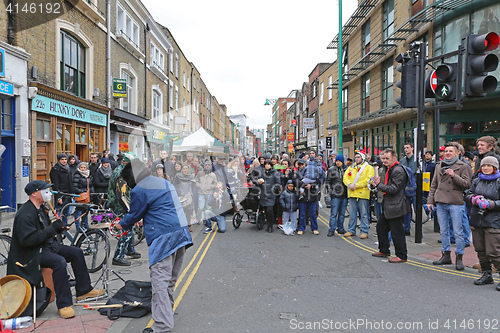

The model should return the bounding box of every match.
[338,0,343,154]
[264,98,278,154]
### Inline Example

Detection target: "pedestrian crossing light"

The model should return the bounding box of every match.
[395,53,418,108]
[465,32,499,97]
[435,63,457,101]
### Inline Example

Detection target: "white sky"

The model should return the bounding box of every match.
[141,0,357,130]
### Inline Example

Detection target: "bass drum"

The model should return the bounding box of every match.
[0,275,32,319]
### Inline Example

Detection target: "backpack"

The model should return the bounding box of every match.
[401,165,417,197]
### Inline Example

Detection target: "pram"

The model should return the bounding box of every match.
[232,182,265,230]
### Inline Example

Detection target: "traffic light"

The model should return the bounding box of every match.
[465,32,499,97]
[435,63,457,101]
[395,53,418,108]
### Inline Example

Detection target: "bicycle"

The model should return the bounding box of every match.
[54,195,110,273]
[0,228,11,277]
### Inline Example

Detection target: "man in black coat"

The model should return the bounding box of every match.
[150,150,173,178]
[371,148,410,263]
[7,181,103,319]
[50,153,72,223]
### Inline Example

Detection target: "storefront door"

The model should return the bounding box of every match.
[36,142,50,182]
[1,137,15,208]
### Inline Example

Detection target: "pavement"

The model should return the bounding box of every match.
[0,208,481,332]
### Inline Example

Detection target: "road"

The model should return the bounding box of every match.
[126,209,499,333]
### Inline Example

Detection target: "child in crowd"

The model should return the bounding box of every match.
[279,180,299,235]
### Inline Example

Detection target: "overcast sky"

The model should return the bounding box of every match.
[142,0,357,130]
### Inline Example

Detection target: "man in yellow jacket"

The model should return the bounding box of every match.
[343,152,375,239]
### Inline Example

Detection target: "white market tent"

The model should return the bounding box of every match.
[172,127,229,154]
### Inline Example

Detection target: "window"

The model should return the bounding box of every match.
[60,31,86,98]
[362,20,371,57]
[169,50,173,73]
[342,88,348,121]
[328,76,333,100]
[175,53,179,78]
[342,43,349,75]
[187,76,190,92]
[175,85,178,110]
[319,82,324,104]
[150,42,164,70]
[383,0,395,41]
[320,115,324,136]
[121,69,136,114]
[1,98,14,134]
[183,71,186,87]
[328,111,332,134]
[75,126,86,143]
[152,88,162,123]
[56,123,72,155]
[89,128,100,153]
[169,81,173,108]
[117,4,139,47]
[361,73,370,115]
[36,118,51,140]
[382,57,394,108]
[312,83,317,99]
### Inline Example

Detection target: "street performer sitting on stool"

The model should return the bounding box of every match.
[7,180,104,319]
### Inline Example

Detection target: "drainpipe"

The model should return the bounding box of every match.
[106,0,111,150]
[7,0,14,44]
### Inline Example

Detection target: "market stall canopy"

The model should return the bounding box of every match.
[172,127,229,154]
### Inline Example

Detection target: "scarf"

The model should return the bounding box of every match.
[176,172,194,182]
[78,169,90,178]
[190,162,199,176]
[99,164,113,179]
[478,171,500,181]
[441,156,459,174]
[384,161,399,186]
[57,161,70,172]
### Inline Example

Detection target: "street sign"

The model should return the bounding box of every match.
[113,78,127,97]
[430,70,437,93]
[303,118,314,129]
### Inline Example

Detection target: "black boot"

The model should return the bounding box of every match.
[433,251,452,265]
[475,270,494,285]
[456,254,464,271]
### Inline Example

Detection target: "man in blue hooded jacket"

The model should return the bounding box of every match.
[116,158,193,333]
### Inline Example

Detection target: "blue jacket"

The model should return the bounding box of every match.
[119,175,193,267]
[279,188,298,212]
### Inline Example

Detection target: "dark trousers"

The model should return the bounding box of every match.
[376,214,408,260]
[472,227,500,270]
[264,205,275,229]
[41,245,93,309]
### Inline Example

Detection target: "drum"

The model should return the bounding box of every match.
[0,275,32,319]
[89,222,112,229]
[109,218,129,239]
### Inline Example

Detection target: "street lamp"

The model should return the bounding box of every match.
[264,99,278,154]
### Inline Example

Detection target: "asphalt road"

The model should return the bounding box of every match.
[122,209,499,333]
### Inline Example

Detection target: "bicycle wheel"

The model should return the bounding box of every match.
[133,225,145,246]
[75,229,109,273]
[256,212,265,230]
[232,212,242,229]
[0,234,11,277]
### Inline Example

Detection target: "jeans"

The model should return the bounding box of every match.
[204,210,226,233]
[403,195,416,232]
[298,201,317,232]
[74,208,89,230]
[283,211,298,230]
[436,203,465,254]
[449,204,471,245]
[347,198,369,235]
[374,201,383,220]
[197,194,211,221]
[329,197,347,232]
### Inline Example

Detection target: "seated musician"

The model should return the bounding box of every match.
[7,180,104,319]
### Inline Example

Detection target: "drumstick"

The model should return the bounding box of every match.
[0,285,9,317]
[83,304,123,310]
[33,285,36,324]
[46,201,59,219]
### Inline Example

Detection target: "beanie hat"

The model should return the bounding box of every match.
[57,153,68,160]
[335,154,345,164]
[481,156,499,169]
[101,157,110,164]
[463,151,474,161]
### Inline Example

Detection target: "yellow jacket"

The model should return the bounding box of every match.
[343,162,375,200]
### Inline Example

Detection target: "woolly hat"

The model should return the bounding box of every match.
[335,154,345,163]
[101,158,110,164]
[57,153,68,160]
[463,151,474,161]
[481,156,499,169]
[297,158,306,164]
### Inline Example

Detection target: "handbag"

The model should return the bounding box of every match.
[75,179,90,203]
[179,192,193,208]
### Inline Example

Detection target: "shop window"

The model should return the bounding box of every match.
[56,123,72,155]
[342,87,348,121]
[76,126,86,143]
[1,98,14,133]
[60,31,86,98]
[450,122,477,135]
[482,120,500,134]
[89,129,100,152]
[119,133,130,152]
[36,119,52,140]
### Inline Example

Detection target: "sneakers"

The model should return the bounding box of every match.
[388,257,407,263]
[297,230,303,235]
[58,306,75,319]
[313,230,319,235]
[360,233,368,239]
[372,251,390,258]
[127,252,141,259]
[343,231,354,237]
[76,288,105,301]
[112,258,131,266]
[327,230,335,237]
[203,227,212,234]
[336,229,346,234]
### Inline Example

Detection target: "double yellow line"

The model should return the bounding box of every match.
[145,225,218,329]
[316,213,488,281]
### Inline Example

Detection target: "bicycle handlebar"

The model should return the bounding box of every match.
[51,191,80,197]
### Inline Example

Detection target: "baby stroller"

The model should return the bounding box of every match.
[232,182,265,230]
